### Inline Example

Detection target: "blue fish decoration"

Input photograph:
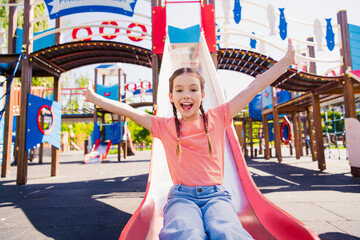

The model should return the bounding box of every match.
[278,8,287,40]
[233,0,242,24]
[250,32,257,49]
[325,18,335,51]
[216,22,221,49]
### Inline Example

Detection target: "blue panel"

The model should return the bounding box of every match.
[168,25,200,44]
[33,28,55,52]
[104,123,120,144]
[277,90,291,105]
[249,94,262,121]
[26,94,61,150]
[96,84,119,101]
[261,86,272,109]
[15,28,55,53]
[91,123,101,145]
[349,24,360,70]
[268,123,274,142]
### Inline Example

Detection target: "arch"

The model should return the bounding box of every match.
[217,48,343,92]
[30,40,153,76]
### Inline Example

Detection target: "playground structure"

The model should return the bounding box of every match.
[85,63,140,163]
[0,0,359,239]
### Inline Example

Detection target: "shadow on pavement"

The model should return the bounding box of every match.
[246,158,360,194]
[319,232,360,240]
[0,173,148,240]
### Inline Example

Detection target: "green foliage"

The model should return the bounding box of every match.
[0,2,48,39]
[321,111,344,133]
[0,0,8,29]
[127,118,152,145]
[61,122,94,137]
[62,73,90,109]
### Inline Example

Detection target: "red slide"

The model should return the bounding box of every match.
[83,139,112,164]
[119,35,319,240]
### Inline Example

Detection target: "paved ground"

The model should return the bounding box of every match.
[0,148,359,240]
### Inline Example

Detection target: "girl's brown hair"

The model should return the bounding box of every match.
[169,68,213,161]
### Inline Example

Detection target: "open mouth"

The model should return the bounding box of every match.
[181,103,193,111]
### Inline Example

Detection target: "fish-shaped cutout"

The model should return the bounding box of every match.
[267,4,276,36]
[222,0,231,25]
[325,18,335,51]
[250,32,257,49]
[278,8,287,40]
[233,0,242,24]
[314,19,323,51]
[216,22,221,49]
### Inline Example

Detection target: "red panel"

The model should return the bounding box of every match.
[201,4,216,52]
[152,6,166,55]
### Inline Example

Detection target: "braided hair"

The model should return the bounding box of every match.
[169,68,214,161]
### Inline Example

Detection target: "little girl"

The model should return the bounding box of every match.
[83,39,295,239]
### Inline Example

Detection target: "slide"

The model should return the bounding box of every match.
[83,139,112,164]
[119,34,319,240]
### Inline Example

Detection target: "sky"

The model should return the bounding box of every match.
[52,0,360,107]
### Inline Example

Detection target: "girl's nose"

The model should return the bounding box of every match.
[183,91,190,99]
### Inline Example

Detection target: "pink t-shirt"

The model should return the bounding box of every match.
[151,103,231,187]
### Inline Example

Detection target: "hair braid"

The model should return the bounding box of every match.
[199,103,213,158]
[171,102,182,161]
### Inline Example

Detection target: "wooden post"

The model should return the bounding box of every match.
[337,10,357,119]
[242,119,248,158]
[7,0,17,53]
[303,117,309,155]
[16,0,33,185]
[51,76,61,177]
[55,18,61,45]
[234,123,244,147]
[259,122,263,155]
[306,107,316,161]
[312,94,325,170]
[249,118,253,158]
[93,69,98,124]
[307,37,316,74]
[118,68,122,162]
[262,114,270,159]
[123,73,127,160]
[292,113,301,159]
[272,87,282,162]
[2,0,17,178]
[1,79,15,177]
[297,114,304,156]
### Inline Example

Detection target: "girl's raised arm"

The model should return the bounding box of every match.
[228,38,295,118]
[82,81,153,131]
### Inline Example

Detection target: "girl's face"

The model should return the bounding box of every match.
[169,73,205,122]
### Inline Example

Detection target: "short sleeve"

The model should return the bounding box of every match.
[209,102,232,127]
[151,115,166,139]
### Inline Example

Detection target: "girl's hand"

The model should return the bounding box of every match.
[82,81,95,102]
[285,38,295,66]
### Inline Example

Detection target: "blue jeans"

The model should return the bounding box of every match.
[159,184,254,240]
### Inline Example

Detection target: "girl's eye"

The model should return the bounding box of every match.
[191,89,198,92]
[175,89,182,92]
